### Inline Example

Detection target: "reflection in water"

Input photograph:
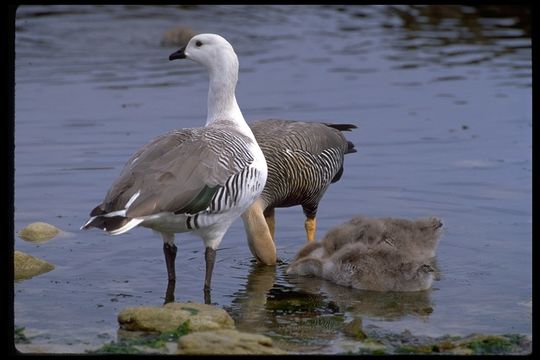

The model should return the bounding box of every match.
[323,5,531,86]
[290,277,434,319]
[386,5,530,80]
[390,5,530,36]
[227,262,277,327]
[226,260,435,352]
[164,280,175,304]
[383,5,531,82]
[14,5,531,89]
[163,277,212,305]
[14,4,531,351]
[163,274,212,305]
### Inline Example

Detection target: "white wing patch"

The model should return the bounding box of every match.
[80,216,97,230]
[109,218,145,235]
[102,209,127,217]
[125,190,141,209]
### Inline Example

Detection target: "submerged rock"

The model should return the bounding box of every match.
[118,302,235,333]
[14,250,55,281]
[343,318,367,340]
[18,222,61,242]
[177,329,286,355]
[161,25,195,47]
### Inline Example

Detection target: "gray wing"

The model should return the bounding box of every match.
[93,126,254,217]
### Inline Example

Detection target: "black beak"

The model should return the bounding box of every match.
[169,46,187,61]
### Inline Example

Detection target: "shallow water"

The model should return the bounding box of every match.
[14,5,531,353]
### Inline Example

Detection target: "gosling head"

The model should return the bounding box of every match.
[286,242,325,276]
[286,257,324,277]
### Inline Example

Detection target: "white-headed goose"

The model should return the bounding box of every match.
[82,34,267,298]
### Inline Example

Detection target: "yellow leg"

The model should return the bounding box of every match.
[304,217,317,242]
[264,208,276,241]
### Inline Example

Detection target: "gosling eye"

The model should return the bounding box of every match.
[195,40,203,47]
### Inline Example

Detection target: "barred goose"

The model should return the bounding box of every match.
[286,216,443,291]
[81,34,267,296]
[242,120,356,265]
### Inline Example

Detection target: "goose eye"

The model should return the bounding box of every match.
[195,40,203,47]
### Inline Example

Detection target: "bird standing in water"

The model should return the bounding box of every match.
[242,119,356,265]
[81,33,267,303]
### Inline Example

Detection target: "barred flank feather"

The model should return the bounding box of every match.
[250,119,356,216]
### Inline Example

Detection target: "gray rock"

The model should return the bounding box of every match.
[14,250,55,281]
[177,329,287,355]
[18,222,61,242]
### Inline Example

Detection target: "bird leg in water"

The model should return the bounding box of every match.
[204,247,216,292]
[164,279,175,304]
[163,243,178,281]
[204,288,211,305]
[305,216,317,241]
[263,207,276,241]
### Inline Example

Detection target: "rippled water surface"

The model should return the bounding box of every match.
[13,5,531,353]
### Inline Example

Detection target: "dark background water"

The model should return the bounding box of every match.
[14,5,531,353]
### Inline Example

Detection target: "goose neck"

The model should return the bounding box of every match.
[206,65,243,127]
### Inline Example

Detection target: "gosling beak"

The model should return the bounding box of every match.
[169,46,186,61]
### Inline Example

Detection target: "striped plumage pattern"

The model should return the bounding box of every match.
[250,119,356,218]
[182,166,264,232]
[207,167,262,214]
[261,146,343,217]
[241,119,356,265]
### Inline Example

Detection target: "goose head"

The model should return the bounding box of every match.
[169,33,239,76]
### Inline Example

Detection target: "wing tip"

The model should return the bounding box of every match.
[324,123,358,132]
[79,213,142,235]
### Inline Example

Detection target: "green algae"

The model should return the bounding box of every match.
[88,321,190,354]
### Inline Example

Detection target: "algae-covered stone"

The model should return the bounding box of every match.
[343,318,367,340]
[363,331,531,355]
[18,222,61,242]
[118,302,235,333]
[457,334,527,355]
[14,250,55,281]
[177,329,287,355]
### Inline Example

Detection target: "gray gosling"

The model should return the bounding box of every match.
[286,215,443,292]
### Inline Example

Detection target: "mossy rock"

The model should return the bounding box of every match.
[15,327,30,344]
[342,318,367,340]
[344,327,531,355]
[14,250,55,281]
[118,302,235,333]
[18,222,61,242]
[391,333,529,355]
[90,322,190,354]
[459,334,523,355]
[177,329,287,355]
